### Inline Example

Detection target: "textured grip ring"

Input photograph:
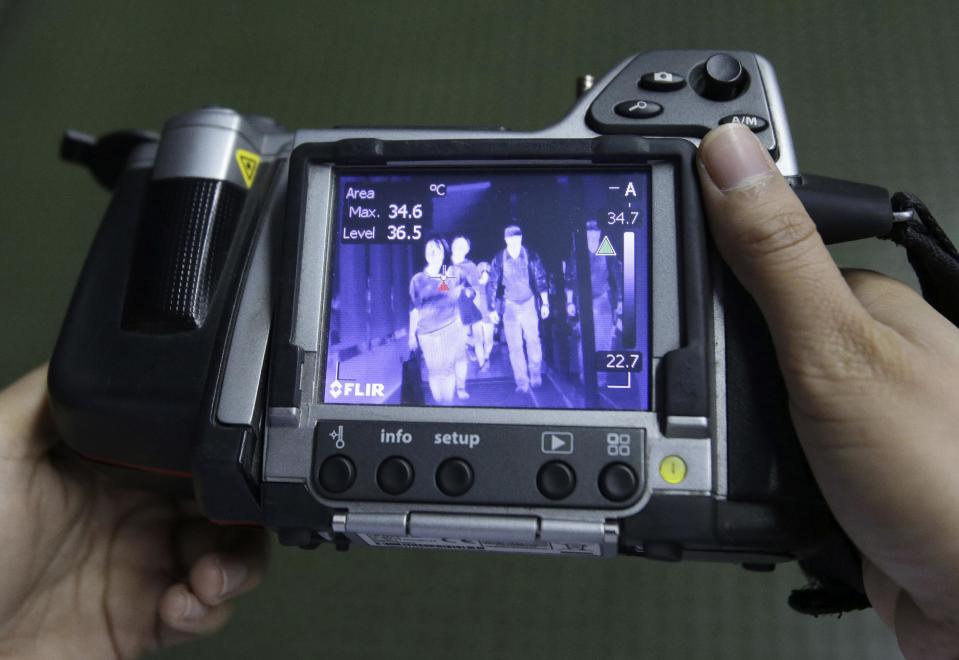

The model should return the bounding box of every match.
[123,178,245,332]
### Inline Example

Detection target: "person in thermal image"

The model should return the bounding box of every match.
[472,261,495,371]
[408,238,470,403]
[450,236,492,373]
[488,225,549,393]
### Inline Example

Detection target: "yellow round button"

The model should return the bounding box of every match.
[659,455,687,484]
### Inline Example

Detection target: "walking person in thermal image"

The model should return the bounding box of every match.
[472,261,495,371]
[408,238,470,403]
[489,225,549,393]
[450,236,491,374]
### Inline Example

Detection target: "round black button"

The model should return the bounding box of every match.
[694,53,749,101]
[377,456,415,495]
[614,99,663,119]
[599,462,639,502]
[537,461,576,500]
[436,458,474,497]
[318,454,356,493]
[706,53,743,84]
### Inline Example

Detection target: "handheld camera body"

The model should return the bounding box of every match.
[50,51,891,567]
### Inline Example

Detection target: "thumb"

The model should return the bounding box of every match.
[696,124,869,368]
[0,365,57,461]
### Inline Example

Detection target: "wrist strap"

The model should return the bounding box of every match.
[789,192,959,616]
[790,534,870,616]
[881,192,959,326]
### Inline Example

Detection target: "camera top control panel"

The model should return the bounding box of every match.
[587,50,778,154]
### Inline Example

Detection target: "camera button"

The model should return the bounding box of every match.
[377,456,415,495]
[639,71,686,91]
[614,100,663,119]
[719,114,768,133]
[659,455,687,485]
[537,461,576,500]
[318,455,356,493]
[693,53,749,101]
[436,458,474,497]
[599,462,639,502]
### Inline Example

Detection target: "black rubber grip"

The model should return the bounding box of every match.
[123,178,245,332]
[790,173,893,244]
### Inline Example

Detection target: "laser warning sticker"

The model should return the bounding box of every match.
[235,149,260,188]
[357,534,601,556]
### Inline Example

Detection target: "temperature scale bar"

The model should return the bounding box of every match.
[623,231,635,347]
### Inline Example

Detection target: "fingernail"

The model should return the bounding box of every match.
[177,591,208,621]
[699,123,775,191]
[217,557,248,599]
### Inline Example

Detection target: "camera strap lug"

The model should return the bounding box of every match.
[881,192,959,328]
[60,129,159,190]
[892,209,917,225]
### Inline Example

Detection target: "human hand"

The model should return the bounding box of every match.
[490,311,500,325]
[540,303,550,320]
[0,366,269,660]
[698,123,959,660]
[408,334,418,351]
[566,302,577,318]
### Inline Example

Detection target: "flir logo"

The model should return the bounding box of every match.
[328,380,385,399]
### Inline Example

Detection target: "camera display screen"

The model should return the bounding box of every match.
[321,168,651,411]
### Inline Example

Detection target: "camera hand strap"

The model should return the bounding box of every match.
[882,192,959,326]
[790,192,959,616]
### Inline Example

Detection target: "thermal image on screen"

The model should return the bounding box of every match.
[321,168,651,412]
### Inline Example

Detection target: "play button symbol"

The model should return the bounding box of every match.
[541,431,574,454]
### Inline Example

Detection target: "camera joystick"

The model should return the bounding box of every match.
[693,53,749,102]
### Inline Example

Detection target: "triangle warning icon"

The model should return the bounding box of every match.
[235,149,261,188]
[595,235,616,256]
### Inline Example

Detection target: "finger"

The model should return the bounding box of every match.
[157,582,235,642]
[175,523,269,605]
[862,554,901,631]
[0,364,58,460]
[893,588,959,660]
[175,519,263,567]
[842,269,959,353]
[697,124,871,367]
[188,543,268,607]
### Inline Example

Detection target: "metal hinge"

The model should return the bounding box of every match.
[332,511,618,548]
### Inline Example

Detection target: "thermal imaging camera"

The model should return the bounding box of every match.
[51,52,910,604]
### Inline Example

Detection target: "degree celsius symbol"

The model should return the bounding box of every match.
[429,183,446,197]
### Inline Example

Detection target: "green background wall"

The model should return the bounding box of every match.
[3,2,957,658]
